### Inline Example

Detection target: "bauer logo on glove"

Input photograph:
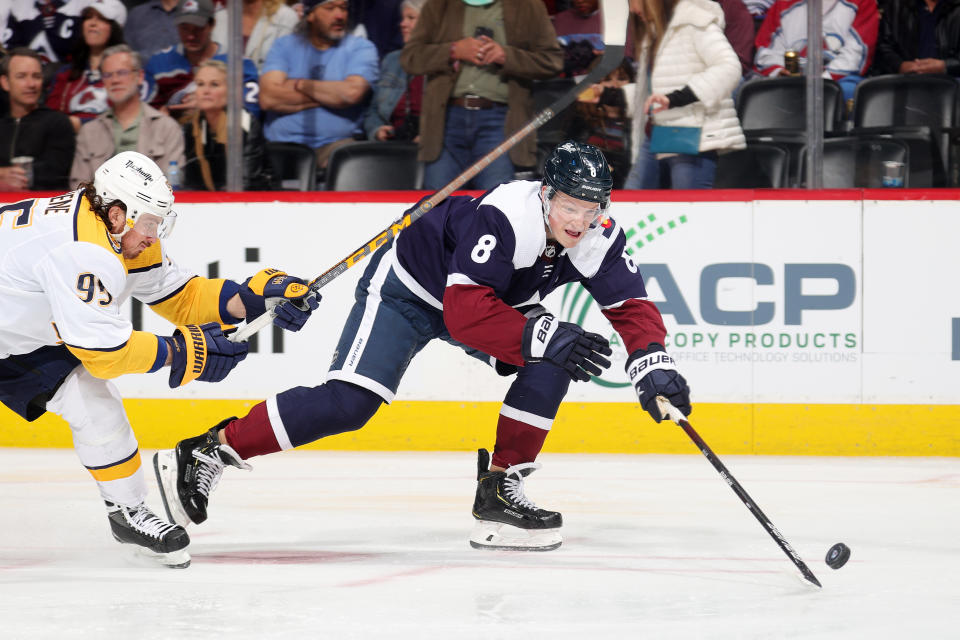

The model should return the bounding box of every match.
[625,344,691,422]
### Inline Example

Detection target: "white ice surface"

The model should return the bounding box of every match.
[0,450,957,639]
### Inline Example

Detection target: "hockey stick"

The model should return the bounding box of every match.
[655,396,823,588]
[231,0,629,342]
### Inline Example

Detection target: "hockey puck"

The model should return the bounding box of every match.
[825,542,850,569]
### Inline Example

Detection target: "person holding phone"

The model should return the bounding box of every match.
[400,0,563,190]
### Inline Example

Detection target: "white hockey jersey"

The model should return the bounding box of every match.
[0,190,232,378]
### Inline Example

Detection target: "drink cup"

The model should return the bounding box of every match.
[881,160,905,188]
[784,50,800,75]
[11,156,34,189]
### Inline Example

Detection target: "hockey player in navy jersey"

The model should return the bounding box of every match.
[0,151,317,567]
[156,141,692,551]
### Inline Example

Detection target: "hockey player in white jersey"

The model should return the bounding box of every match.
[0,151,318,567]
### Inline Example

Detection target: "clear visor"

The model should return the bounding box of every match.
[131,210,177,240]
[549,192,603,228]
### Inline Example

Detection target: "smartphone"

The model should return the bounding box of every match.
[474,26,493,39]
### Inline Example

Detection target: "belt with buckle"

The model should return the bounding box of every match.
[450,95,502,110]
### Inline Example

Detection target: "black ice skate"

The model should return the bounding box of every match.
[153,418,251,527]
[106,501,191,568]
[470,448,563,551]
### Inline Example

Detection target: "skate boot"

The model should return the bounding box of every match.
[106,501,191,568]
[153,417,252,527]
[470,448,563,551]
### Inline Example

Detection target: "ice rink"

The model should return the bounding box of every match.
[0,448,956,639]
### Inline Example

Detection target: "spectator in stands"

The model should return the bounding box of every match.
[624,0,745,190]
[717,0,756,78]
[181,60,273,190]
[401,0,563,190]
[573,58,635,186]
[552,0,603,78]
[2,0,88,64]
[46,0,127,133]
[742,0,775,31]
[873,0,960,77]
[753,0,879,101]
[125,0,180,61]
[259,0,379,169]
[0,48,8,119]
[350,0,405,58]
[0,48,75,190]
[70,45,184,187]
[144,0,260,116]
[364,0,425,142]
[212,0,298,71]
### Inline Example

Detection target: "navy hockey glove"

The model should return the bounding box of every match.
[167,323,250,388]
[522,314,612,382]
[239,268,320,332]
[626,343,691,422]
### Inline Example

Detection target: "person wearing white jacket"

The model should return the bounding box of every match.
[624,0,745,189]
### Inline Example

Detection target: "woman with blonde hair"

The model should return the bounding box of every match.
[181,60,274,190]
[624,0,745,189]
[364,0,426,142]
[212,0,298,71]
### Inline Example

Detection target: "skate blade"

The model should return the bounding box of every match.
[153,450,191,528]
[119,545,191,569]
[469,520,562,552]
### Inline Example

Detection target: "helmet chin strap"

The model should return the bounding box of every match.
[540,185,554,227]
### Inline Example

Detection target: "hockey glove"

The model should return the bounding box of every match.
[239,268,320,332]
[626,343,691,422]
[168,323,250,388]
[521,314,612,382]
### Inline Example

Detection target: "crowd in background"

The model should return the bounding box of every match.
[0,0,957,192]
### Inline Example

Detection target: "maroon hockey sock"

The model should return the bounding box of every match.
[491,413,549,468]
[223,401,282,459]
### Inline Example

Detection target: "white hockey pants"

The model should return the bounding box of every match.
[45,366,146,507]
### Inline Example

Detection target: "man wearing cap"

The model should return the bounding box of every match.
[125,0,181,61]
[400,0,562,190]
[143,0,261,117]
[258,0,379,169]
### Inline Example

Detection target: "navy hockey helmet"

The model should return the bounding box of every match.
[542,141,613,213]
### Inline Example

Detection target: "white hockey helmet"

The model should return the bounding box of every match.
[94,151,177,238]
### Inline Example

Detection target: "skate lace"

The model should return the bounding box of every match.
[192,448,227,498]
[502,462,542,510]
[126,504,176,540]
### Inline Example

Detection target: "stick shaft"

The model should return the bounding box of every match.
[656,398,822,588]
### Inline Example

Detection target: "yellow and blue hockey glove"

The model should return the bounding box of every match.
[239,268,320,332]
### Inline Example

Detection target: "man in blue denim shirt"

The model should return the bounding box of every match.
[259,0,379,169]
[364,0,425,142]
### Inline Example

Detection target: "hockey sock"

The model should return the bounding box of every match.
[491,412,549,469]
[223,381,383,459]
[222,401,277,459]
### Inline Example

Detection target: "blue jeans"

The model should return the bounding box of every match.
[624,136,718,189]
[424,104,515,191]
